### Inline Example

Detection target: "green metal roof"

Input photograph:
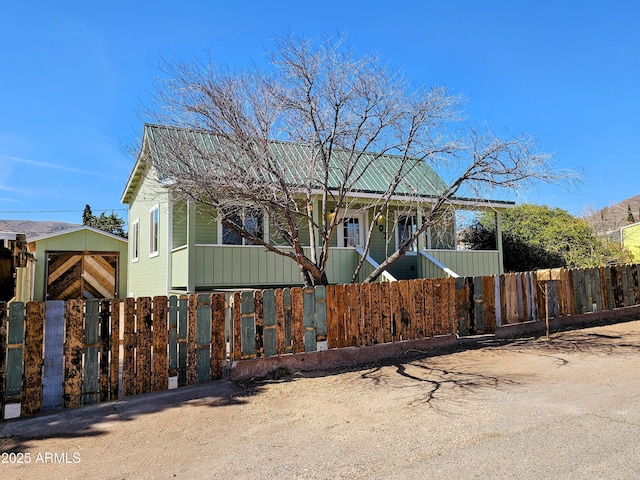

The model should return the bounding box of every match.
[122,124,515,209]
[143,123,447,196]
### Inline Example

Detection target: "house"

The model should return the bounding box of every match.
[27,226,128,301]
[121,124,513,297]
[621,222,640,262]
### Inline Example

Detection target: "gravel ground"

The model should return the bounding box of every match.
[2,319,640,479]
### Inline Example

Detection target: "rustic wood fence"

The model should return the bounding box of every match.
[1,264,639,421]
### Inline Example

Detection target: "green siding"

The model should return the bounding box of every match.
[195,206,217,244]
[192,245,358,288]
[418,250,501,278]
[172,202,187,248]
[126,162,171,297]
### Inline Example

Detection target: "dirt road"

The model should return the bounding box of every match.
[2,320,640,479]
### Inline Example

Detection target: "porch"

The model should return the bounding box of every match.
[170,244,503,290]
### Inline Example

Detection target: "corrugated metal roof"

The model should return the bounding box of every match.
[143,124,448,198]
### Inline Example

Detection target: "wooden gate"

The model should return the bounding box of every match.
[46,252,118,300]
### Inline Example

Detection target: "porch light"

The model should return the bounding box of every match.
[376,214,385,225]
[328,210,335,221]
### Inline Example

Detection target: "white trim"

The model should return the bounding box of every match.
[308,189,516,210]
[394,211,419,255]
[336,208,367,248]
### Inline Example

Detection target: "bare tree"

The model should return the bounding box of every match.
[143,33,576,286]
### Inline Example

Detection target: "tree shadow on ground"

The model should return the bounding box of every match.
[0,380,252,453]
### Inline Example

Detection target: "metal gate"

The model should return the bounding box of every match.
[46,251,118,300]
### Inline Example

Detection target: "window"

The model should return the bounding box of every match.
[149,205,159,257]
[396,215,418,253]
[343,218,361,247]
[221,207,265,245]
[131,219,140,262]
[336,211,366,248]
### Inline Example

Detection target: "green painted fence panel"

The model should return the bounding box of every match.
[83,300,100,404]
[315,286,327,337]
[303,287,316,352]
[262,289,277,358]
[178,297,188,386]
[6,302,25,400]
[196,294,212,384]
[241,291,256,357]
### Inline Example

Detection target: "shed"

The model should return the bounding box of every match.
[28,226,128,301]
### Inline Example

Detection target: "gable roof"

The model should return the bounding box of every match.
[122,123,515,209]
[28,226,128,244]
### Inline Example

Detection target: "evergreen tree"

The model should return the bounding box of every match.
[82,204,127,238]
[627,204,635,224]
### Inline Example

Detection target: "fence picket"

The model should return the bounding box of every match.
[303,287,316,352]
[211,293,226,379]
[136,297,153,394]
[275,289,286,354]
[196,294,212,383]
[153,296,169,391]
[122,298,136,396]
[83,299,100,404]
[291,288,304,353]
[22,302,44,416]
[110,299,120,400]
[63,300,83,408]
[315,286,327,345]
[99,299,111,402]
[0,302,6,419]
[42,300,64,411]
[254,291,264,358]
[176,296,188,386]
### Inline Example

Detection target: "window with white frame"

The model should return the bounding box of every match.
[149,205,159,257]
[336,211,366,248]
[220,207,265,245]
[131,219,140,262]
[396,214,418,253]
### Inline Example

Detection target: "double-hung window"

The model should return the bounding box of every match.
[336,210,366,248]
[149,205,159,257]
[396,215,418,253]
[221,207,265,245]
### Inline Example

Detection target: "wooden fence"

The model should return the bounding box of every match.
[1,264,640,421]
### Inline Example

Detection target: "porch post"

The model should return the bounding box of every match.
[495,211,504,274]
[417,209,425,251]
[187,198,196,292]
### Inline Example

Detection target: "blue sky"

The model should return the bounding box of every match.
[1,0,638,225]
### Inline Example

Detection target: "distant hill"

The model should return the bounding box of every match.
[585,194,640,235]
[0,219,79,240]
